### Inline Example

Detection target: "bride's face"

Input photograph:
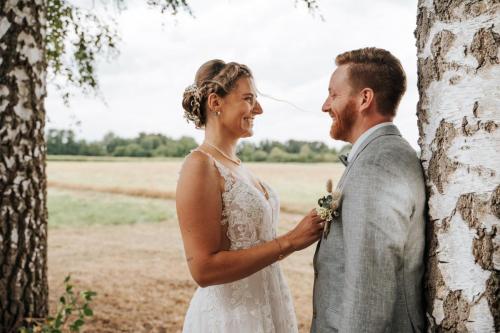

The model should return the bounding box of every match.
[219,77,263,138]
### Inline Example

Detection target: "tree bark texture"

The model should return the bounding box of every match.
[0,0,48,332]
[416,1,499,332]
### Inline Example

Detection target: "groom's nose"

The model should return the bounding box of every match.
[322,98,331,113]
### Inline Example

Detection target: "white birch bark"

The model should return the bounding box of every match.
[0,0,49,331]
[416,1,499,332]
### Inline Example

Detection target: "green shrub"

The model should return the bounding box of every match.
[19,275,97,333]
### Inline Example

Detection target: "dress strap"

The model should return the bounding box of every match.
[191,148,235,226]
[190,148,235,191]
[191,148,214,161]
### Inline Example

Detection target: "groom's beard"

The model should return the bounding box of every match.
[330,99,357,142]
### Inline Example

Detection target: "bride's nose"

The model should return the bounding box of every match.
[253,101,263,115]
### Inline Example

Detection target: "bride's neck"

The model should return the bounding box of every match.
[203,131,238,156]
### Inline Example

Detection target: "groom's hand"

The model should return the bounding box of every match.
[285,209,324,251]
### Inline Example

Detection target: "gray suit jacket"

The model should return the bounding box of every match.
[311,124,426,333]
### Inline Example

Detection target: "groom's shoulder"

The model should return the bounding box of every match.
[359,134,419,168]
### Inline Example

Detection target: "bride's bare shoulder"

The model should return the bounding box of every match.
[179,150,217,180]
[177,150,221,203]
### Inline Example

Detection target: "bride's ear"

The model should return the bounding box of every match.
[207,93,223,114]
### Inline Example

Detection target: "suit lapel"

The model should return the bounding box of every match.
[314,125,402,255]
[337,124,401,191]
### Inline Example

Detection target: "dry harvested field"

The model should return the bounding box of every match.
[47,159,344,213]
[46,159,344,332]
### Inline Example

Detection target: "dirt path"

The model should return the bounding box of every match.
[48,211,315,332]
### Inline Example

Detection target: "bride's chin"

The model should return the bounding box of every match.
[240,128,253,137]
[240,125,254,137]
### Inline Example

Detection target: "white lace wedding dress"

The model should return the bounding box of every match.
[182,149,298,333]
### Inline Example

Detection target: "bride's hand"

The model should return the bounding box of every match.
[284,209,324,251]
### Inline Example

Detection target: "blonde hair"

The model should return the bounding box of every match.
[182,60,252,128]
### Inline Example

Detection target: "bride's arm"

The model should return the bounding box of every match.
[176,153,323,287]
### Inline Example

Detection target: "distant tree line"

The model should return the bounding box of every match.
[46,129,350,162]
[237,140,349,163]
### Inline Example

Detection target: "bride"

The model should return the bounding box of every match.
[176,59,324,333]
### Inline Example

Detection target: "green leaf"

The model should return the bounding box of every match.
[82,290,97,301]
[54,313,63,328]
[83,306,93,317]
[69,318,85,332]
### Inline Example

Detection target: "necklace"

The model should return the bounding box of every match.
[204,141,241,166]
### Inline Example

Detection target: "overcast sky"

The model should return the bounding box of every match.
[45,0,420,149]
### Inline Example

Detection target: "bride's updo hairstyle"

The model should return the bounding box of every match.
[182,59,253,128]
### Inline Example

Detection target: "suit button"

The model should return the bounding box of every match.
[314,270,318,278]
[313,310,317,319]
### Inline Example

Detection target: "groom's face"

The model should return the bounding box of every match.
[322,65,358,142]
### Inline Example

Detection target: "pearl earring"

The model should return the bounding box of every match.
[215,111,221,116]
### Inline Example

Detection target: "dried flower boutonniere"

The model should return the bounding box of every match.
[317,179,342,238]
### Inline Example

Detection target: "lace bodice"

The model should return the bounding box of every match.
[181,149,298,333]
[202,152,279,250]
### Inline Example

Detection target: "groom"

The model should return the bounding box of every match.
[311,47,426,332]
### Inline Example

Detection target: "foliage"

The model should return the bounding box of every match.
[46,0,119,104]
[146,0,192,15]
[338,143,352,156]
[46,0,192,104]
[294,0,322,18]
[46,129,347,162]
[238,140,339,163]
[46,129,196,157]
[19,275,97,333]
[45,0,318,103]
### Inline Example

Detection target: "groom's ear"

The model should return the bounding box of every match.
[358,88,374,114]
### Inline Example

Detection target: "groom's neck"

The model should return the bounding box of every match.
[348,115,393,144]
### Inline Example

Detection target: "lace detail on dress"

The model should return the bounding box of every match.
[190,149,236,226]
[182,149,298,333]
[212,161,236,227]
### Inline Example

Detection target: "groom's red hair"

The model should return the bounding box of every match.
[336,47,406,117]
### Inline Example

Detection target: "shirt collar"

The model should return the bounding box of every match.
[347,122,393,163]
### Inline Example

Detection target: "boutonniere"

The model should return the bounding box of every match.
[317,179,342,238]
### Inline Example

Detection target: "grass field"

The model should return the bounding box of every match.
[49,189,175,227]
[47,159,344,214]
[46,157,344,332]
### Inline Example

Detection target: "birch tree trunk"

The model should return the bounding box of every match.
[416,1,499,332]
[0,0,49,331]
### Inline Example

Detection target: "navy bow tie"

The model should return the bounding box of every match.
[338,154,348,166]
